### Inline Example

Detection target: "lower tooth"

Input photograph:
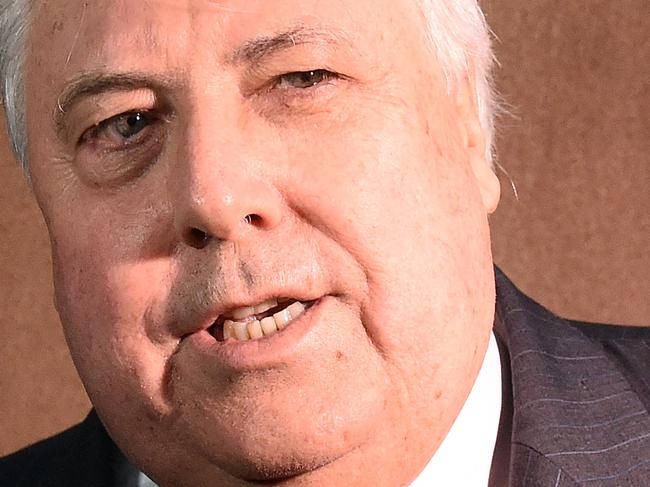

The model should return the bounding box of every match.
[273,308,291,330]
[223,320,236,340]
[260,317,278,336]
[287,300,306,319]
[222,301,310,342]
[247,320,264,339]
[233,321,250,341]
[273,301,306,330]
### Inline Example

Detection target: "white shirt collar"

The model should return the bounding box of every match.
[410,332,502,486]
[139,333,502,487]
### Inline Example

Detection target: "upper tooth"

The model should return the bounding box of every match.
[254,298,278,314]
[228,298,279,321]
[231,306,255,320]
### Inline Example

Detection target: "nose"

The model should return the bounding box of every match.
[171,137,283,250]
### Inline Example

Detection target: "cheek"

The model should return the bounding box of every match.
[47,199,176,416]
[287,98,495,399]
[49,199,159,323]
[287,94,490,301]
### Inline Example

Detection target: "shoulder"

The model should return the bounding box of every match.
[566,318,650,409]
[494,266,650,404]
[495,268,650,483]
[0,411,120,487]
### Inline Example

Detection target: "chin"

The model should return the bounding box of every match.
[208,444,345,483]
[161,398,378,483]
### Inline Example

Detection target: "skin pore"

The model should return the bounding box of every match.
[25,0,500,485]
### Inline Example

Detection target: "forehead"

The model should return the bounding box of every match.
[29,0,423,73]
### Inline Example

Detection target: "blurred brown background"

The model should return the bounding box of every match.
[1,0,648,456]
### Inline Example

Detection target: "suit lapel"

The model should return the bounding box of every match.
[494,268,650,486]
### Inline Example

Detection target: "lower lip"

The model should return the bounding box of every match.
[181,296,329,371]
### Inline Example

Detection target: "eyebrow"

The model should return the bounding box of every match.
[54,72,177,138]
[53,26,350,137]
[228,26,349,65]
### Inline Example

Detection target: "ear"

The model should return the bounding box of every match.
[454,74,500,214]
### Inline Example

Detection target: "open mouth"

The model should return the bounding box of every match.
[209,298,317,342]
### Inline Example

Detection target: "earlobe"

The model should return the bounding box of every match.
[472,156,501,214]
[454,75,501,214]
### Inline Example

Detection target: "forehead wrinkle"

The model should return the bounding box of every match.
[226,25,353,65]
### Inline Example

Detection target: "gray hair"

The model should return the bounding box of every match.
[0,0,30,175]
[419,0,497,166]
[0,0,496,176]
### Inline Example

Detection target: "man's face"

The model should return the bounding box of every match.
[25,0,500,485]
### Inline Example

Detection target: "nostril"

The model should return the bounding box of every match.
[244,214,262,226]
[185,227,210,249]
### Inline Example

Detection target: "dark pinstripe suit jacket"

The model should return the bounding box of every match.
[493,268,650,486]
[2,269,649,486]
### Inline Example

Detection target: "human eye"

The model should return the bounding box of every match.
[80,110,162,151]
[274,69,338,91]
[253,68,343,116]
[75,110,167,186]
